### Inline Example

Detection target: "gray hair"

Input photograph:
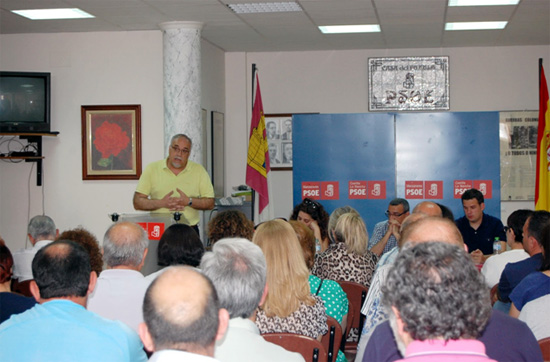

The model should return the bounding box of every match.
[328,206,359,235]
[382,242,491,341]
[28,215,57,240]
[171,134,192,148]
[200,238,266,319]
[389,198,410,213]
[102,222,148,268]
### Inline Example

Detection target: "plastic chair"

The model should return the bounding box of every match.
[539,337,550,361]
[337,280,368,354]
[322,315,343,362]
[262,333,327,362]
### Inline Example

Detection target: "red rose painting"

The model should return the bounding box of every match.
[94,121,130,158]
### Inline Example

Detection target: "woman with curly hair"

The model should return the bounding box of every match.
[253,219,328,340]
[290,198,330,252]
[207,210,254,248]
[57,227,103,275]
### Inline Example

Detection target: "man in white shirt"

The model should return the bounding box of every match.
[481,209,531,288]
[139,266,229,362]
[201,238,305,362]
[12,215,58,281]
[87,221,149,332]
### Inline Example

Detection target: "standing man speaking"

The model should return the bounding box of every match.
[133,134,214,233]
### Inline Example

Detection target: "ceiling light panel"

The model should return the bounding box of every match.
[319,25,381,34]
[445,21,508,30]
[11,8,95,20]
[227,2,302,14]
[449,0,519,6]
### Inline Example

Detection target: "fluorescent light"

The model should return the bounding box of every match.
[227,2,302,14]
[445,21,507,30]
[12,8,94,20]
[449,0,519,6]
[319,25,381,34]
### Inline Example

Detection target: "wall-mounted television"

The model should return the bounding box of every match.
[0,71,51,133]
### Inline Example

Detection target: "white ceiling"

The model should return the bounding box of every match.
[1,0,548,52]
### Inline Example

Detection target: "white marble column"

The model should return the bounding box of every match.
[159,21,204,164]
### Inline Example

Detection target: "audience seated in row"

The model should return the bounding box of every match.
[145,223,204,283]
[253,219,328,340]
[201,237,305,362]
[360,216,543,362]
[0,240,147,361]
[510,222,550,341]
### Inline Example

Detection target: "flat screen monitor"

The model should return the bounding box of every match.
[0,71,51,133]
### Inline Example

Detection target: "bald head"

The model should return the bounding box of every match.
[412,201,442,217]
[103,222,148,268]
[401,217,464,248]
[142,267,222,353]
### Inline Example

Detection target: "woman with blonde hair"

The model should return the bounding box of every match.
[312,212,378,288]
[253,219,328,340]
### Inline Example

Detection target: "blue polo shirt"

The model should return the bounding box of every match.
[455,213,506,255]
[498,253,544,303]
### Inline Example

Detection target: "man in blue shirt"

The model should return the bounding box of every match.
[368,198,410,257]
[455,188,506,263]
[0,240,147,362]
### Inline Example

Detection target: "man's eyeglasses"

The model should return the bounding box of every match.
[504,226,511,233]
[171,146,190,154]
[385,210,407,218]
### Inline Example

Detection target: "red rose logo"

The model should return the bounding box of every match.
[93,121,130,159]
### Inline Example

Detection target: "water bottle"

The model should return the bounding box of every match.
[493,237,501,255]
[315,238,321,253]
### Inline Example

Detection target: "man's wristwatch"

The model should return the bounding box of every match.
[188,198,193,206]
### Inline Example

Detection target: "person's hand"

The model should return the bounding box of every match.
[159,191,175,209]
[388,219,401,239]
[167,188,190,210]
[470,249,484,265]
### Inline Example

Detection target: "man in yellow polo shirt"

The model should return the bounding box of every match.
[133,134,214,229]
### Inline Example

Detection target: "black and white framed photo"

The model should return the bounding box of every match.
[265,114,293,170]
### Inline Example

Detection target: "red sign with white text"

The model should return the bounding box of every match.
[349,181,368,199]
[454,180,473,198]
[405,181,424,199]
[301,182,321,200]
[321,181,339,200]
[424,181,443,199]
[367,181,386,199]
[474,180,493,199]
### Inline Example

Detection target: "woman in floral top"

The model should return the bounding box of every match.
[253,219,328,340]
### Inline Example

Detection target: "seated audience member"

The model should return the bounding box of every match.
[481,209,531,288]
[201,238,305,362]
[145,223,204,282]
[0,239,36,323]
[312,212,378,288]
[455,188,506,264]
[290,198,330,251]
[139,266,229,361]
[88,221,150,332]
[361,217,543,362]
[207,210,254,248]
[497,210,550,310]
[327,205,360,243]
[437,202,455,221]
[510,223,550,340]
[57,227,103,276]
[292,221,348,362]
[382,242,495,361]
[368,198,410,257]
[0,240,147,361]
[12,215,58,282]
[253,219,328,340]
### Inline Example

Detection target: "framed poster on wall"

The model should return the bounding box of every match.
[265,114,293,170]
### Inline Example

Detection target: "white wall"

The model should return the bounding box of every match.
[225,46,550,221]
[0,31,225,251]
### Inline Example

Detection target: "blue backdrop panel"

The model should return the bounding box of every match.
[395,112,501,219]
[293,113,396,233]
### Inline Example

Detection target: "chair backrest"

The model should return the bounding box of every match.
[539,337,550,361]
[337,280,368,335]
[321,315,343,362]
[490,284,498,306]
[11,278,34,298]
[262,333,327,362]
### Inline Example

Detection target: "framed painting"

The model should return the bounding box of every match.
[81,104,142,180]
[265,113,293,170]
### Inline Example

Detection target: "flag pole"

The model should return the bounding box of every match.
[250,63,257,220]
[540,58,543,105]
